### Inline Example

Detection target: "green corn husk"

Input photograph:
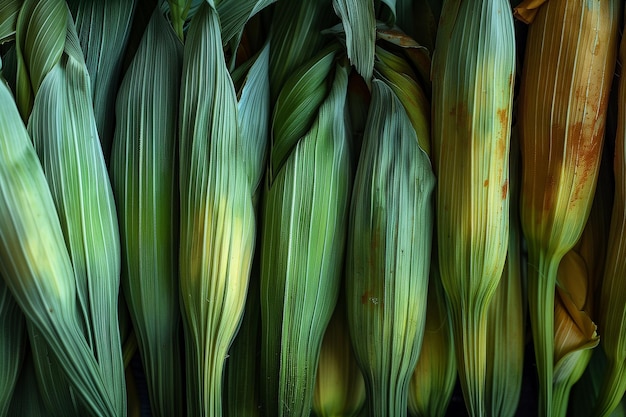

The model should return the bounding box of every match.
[431,0,515,415]
[332,0,375,84]
[0,0,20,42]
[346,78,435,417]
[0,277,24,417]
[553,250,599,417]
[268,0,335,101]
[571,348,626,417]
[19,1,125,415]
[408,249,456,417]
[178,1,256,416]
[224,42,271,417]
[110,8,184,417]
[0,56,116,417]
[595,10,626,415]
[260,52,351,416]
[514,0,621,414]
[313,289,366,417]
[67,0,137,160]
[485,119,524,417]
[7,351,49,417]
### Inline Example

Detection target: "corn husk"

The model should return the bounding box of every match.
[346,77,434,416]
[313,290,365,417]
[0,277,24,417]
[515,0,621,414]
[553,250,599,417]
[178,1,256,415]
[260,51,351,416]
[408,251,456,417]
[67,0,137,160]
[0,48,116,417]
[432,0,515,414]
[595,9,626,415]
[6,351,49,417]
[110,8,183,417]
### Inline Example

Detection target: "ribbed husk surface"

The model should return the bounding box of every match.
[346,78,435,417]
[515,0,621,414]
[178,1,256,416]
[432,0,515,414]
[0,278,24,417]
[260,53,351,416]
[110,9,184,417]
[595,8,626,416]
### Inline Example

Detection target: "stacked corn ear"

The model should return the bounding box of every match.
[346,73,435,416]
[225,42,271,417]
[431,0,515,414]
[178,1,256,415]
[313,289,365,417]
[514,0,620,414]
[7,352,49,417]
[408,249,456,417]
[17,0,126,415]
[67,0,137,160]
[260,49,351,416]
[0,278,24,417]
[552,249,599,417]
[595,11,626,416]
[0,52,117,416]
[485,122,524,417]
[110,8,184,417]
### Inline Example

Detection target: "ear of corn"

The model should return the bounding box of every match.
[260,55,351,417]
[66,0,137,160]
[346,77,435,416]
[515,0,621,414]
[594,10,626,415]
[22,1,126,414]
[178,2,256,415]
[332,0,375,84]
[408,250,456,417]
[485,119,524,417]
[553,249,599,417]
[224,42,271,417]
[0,49,117,417]
[110,8,184,417]
[432,0,515,414]
[0,278,24,417]
[313,290,365,417]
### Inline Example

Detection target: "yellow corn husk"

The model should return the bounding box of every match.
[0,278,24,417]
[178,2,256,416]
[431,0,515,414]
[18,0,125,414]
[110,8,184,417]
[485,124,524,417]
[67,0,137,160]
[595,9,626,415]
[313,291,365,417]
[260,51,351,416]
[408,250,456,417]
[346,77,435,417]
[224,42,271,417]
[515,0,621,414]
[553,250,599,417]
[0,57,116,417]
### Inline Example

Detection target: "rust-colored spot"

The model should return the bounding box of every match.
[484,179,489,187]
[501,180,509,199]
[497,108,509,129]
[361,291,371,305]
[509,73,513,87]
